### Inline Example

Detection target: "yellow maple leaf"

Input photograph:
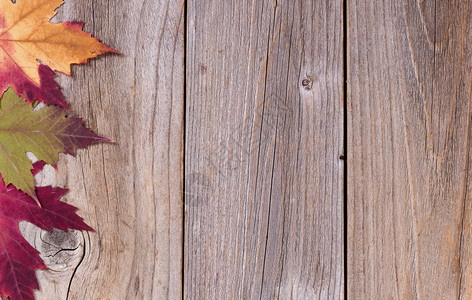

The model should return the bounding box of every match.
[0,0,117,107]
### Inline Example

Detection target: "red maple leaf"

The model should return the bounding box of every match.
[0,164,93,300]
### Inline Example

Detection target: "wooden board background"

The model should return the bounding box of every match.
[14,0,345,299]
[185,0,343,298]
[348,0,472,298]
[19,0,185,299]
[12,0,472,299]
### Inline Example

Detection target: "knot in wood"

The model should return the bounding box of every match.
[301,78,313,90]
[39,229,84,270]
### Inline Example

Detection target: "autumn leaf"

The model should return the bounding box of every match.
[0,171,92,300]
[0,87,108,199]
[0,0,117,108]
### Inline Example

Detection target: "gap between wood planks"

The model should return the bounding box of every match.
[343,0,348,299]
[182,0,188,297]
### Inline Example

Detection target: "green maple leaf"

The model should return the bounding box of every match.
[0,87,108,199]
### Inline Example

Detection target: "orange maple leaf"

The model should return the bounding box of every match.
[0,0,117,108]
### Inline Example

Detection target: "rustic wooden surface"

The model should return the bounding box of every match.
[348,0,472,298]
[185,0,343,298]
[19,0,472,298]
[19,0,185,299]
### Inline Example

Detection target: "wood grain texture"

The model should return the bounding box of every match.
[348,0,472,298]
[186,0,344,298]
[19,0,185,299]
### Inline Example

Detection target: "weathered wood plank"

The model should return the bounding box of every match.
[19,0,185,299]
[348,0,472,298]
[186,0,344,298]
